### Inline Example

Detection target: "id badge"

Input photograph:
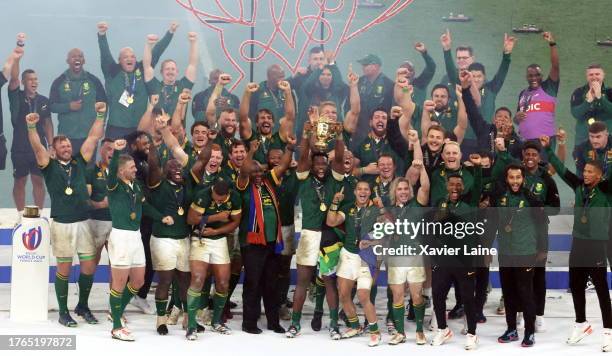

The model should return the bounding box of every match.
[119,90,131,108]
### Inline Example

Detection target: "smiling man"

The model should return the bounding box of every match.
[571,64,612,148]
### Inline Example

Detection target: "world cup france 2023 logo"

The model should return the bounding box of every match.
[22,226,42,251]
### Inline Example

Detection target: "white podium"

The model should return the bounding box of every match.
[10,212,51,322]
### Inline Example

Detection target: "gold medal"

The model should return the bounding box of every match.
[580,215,588,224]
[320,202,327,211]
[178,207,185,216]
[127,96,134,104]
[504,225,512,233]
[65,187,73,195]
[130,212,136,220]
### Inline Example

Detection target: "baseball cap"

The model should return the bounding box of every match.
[357,54,382,66]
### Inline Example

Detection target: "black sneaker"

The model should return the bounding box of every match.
[448,304,465,319]
[476,311,487,323]
[157,324,169,335]
[311,310,323,331]
[196,323,205,333]
[59,312,78,327]
[498,329,519,343]
[75,304,98,324]
[186,327,198,340]
[521,333,535,347]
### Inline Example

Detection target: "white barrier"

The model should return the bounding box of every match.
[10,216,51,321]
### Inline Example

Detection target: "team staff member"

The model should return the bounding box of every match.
[570,64,612,148]
[237,138,295,334]
[542,136,612,352]
[0,43,24,170]
[397,42,436,105]
[106,138,173,341]
[49,48,107,154]
[27,102,106,327]
[192,69,240,122]
[573,122,612,180]
[247,64,294,131]
[96,21,175,139]
[143,32,198,118]
[9,36,52,215]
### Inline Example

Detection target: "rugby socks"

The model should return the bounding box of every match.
[120,283,138,312]
[314,277,325,313]
[329,308,339,329]
[200,277,212,310]
[187,288,201,329]
[155,298,168,317]
[109,289,123,329]
[348,315,360,329]
[54,272,69,314]
[291,310,302,327]
[392,303,405,334]
[212,291,228,324]
[414,302,426,332]
[368,321,380,334]
[77,273,94,309]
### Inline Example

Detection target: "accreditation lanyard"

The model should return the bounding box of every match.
[124,72,137,96]
[126,182,138,218]
[61,162,73,189]
[161,83,177,107]
[25,95,38,114]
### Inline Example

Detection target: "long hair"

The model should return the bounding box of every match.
[389,177,413,206]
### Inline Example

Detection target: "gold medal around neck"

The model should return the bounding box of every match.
[504,225,512,233]
[320,202,327,212]
[581,215,588,224]
[127,96,134,104]
[178,207,185,216]
[64,187,73,195]
[130,212,136,220]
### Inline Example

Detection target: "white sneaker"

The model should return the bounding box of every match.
[197,308,212,326]
[167,305,182,325]
[465,333,479,350]
[516,312,524,329]
[341,327,363,339]
[431,327,453,346]
[368,332,382,347]
[535,315,546,333]
[388,332,406,345]
[566,322,593,345]
[602,328,612,352]
[428,315,438,331]
[416,332,427,345]
[386,318,397,335]
[111,327,135,341]
[130,296,155,315]
[211,323,232,335]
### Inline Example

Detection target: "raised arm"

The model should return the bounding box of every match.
[420,100,435,140]
[138,95,159,134]
[416,163,430,206]
[80,102,107,162]
[147,135,162,188]
[543,32,559,82]
[206,73,231,126]
[453,84,468,144]
[296,123,312,173]
[2,45,20,83]
[172,90,190,130]
[277,80,295,141]
[184,32,199,83]
[405,130,422,185]
[394,74,416,141]
[343,65,360,134]
[191,141,213,183]
[440,29,458,85]
[272,135,296,178]
[331,129,345,176]
[159,118,189,167]
[326,192,346,227]
[142,34,158,82]
[239,82,258,140]
[96,22,116,77]
[412,42,436,89]
[541,135,581,190]
[489,34,515,93]
[26,113,49,167]
[107,140,126,191]
[150,22,177,67]
[8,34,24,90]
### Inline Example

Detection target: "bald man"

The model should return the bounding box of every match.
[97,21,175,139]
[192,69,240,122]
[49,48,107,154]
[248,64,296,131]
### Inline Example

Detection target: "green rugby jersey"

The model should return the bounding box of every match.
[148,179,190,239]
[338,202,379,254]
[297,170,343,230]
[41,153,90,223]
[191,188,242,240]
[86,162,111,221]
[145,76,194,118]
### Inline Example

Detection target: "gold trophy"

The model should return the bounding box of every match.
[308,116,343,152]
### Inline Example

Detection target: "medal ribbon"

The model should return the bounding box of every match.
[124,72,137,96]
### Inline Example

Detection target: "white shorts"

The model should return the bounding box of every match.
[280,224,296,256]
[88,219,112,249]
[190,237,230,265]
[50,220,96,259]
[295,229,321,266]
[387,266,426,284]
[150,236,190,272]
[336,248,373,290]
[107,228,146,269]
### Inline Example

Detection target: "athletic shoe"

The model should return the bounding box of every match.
[496,297,505,315]
[156,315,168,335]
[517,312,524,329]
[197,308,212,326]
[586,278,596,292]
[476,311,487,323]
[498,329,519,343]
[75,305,98,324]
[465,333,479,350]
[59,312,78,327]
[428,315,438,331]
[286,325,301,338]
[111,327,135,341]
[130,296,155,315]
[386,318,397,335]
[448,304,464,319]
[416,332,427,345]
[388,332,406,345]
[211,323,232,335]
[566,322,593,345]
[521,333,535,347]
[535,315,546,333]
[329,327,341,340]
[106,311,127,327]
[186,328,198,341]
[167,305,181,325]
[602,328,612,352]
[368,332,382,347]
[311,310,323,331]
[431,327,453,346]
[279,305,291,321]
[341,327,363,339]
